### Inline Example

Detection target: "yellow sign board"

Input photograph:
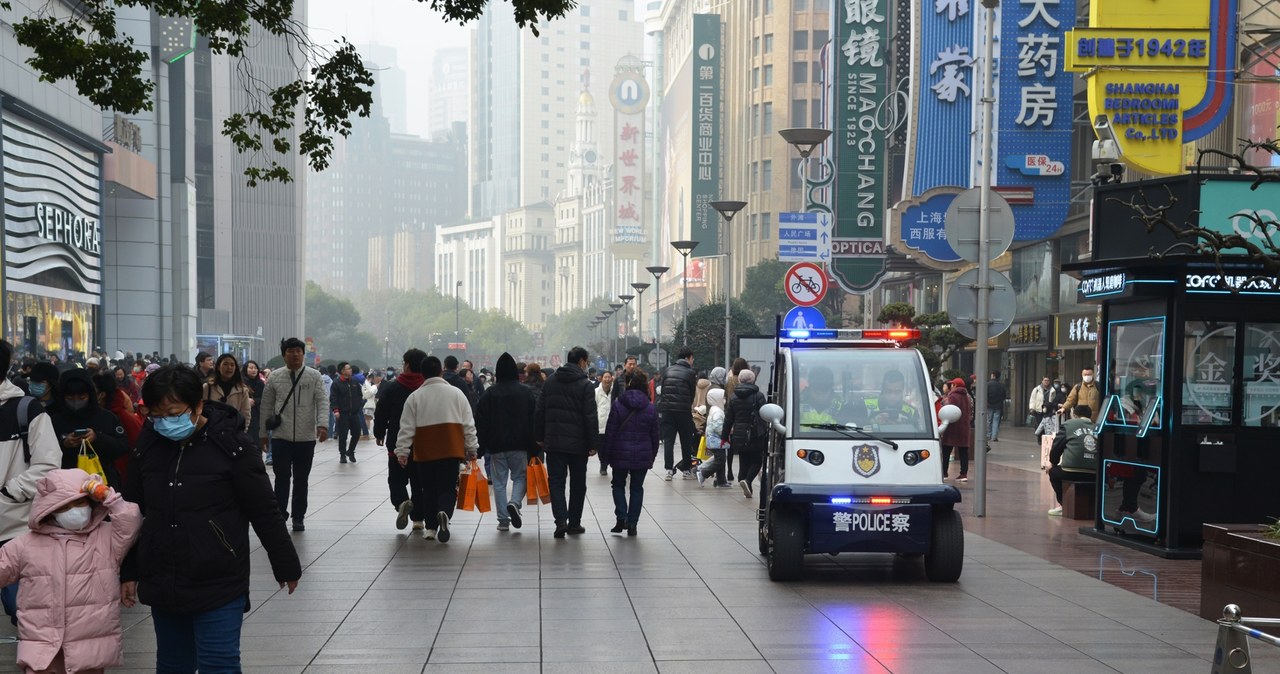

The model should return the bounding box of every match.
[1066,0,1235,176]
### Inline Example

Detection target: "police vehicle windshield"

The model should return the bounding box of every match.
[792,348,934,439]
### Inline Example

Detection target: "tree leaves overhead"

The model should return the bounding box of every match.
[10,0,575,184]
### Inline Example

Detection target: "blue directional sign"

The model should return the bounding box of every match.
[783,306,827,331]
[595,356,608,371]
[778,212,833,262]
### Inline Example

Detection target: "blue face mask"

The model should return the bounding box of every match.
[154,412,197,442]
[29,382,47,397]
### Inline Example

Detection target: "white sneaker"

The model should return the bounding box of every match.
[497,522,510,531]
[1047,506,1063,516]
[1130,508,1156,522]
[422,528,436,540]
[681,470,694,480]
[696,470,708,487]
[739,480,752,498]
[664,471,674,482]
[395,500,414,530]
[411,521,424,530]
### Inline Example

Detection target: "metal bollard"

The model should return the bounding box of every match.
[1213,604,1253,674]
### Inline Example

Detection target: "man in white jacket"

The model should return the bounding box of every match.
[396,356,478,543]
[0,341,62,621]
[595,372,614,476]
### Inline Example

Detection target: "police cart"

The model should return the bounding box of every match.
[755,328,965,582]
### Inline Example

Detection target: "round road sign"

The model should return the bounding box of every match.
[784,262,828,307]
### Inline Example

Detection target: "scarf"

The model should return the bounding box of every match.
[397,372,425,391]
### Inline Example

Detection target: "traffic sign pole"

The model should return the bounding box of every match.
[974,0,999,518]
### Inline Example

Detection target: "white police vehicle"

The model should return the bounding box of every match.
[755,327,964,582]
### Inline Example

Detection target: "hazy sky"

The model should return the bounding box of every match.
[307,0,471,138]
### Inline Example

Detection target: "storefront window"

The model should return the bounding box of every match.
[921,275,941,314]
[1244,323,1280,427]
[1106,318,1165,429]
[1012,242,1053,316]
[1181,321,1235,425]
[1059,232,1090,312]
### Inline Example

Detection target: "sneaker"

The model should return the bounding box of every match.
[339,456,347,464]
[739,480,752,498]
[395,500,414,530]
[411,521,425,530]
[696,470,708,487]
[507,503,523,529]
[567,524,586,535]
[349,453,357,463]
[664,471,674,482]
[554,522,567,539]
[681,470,694,480]
[958,475,969,483]
[436,512,451,543]
[497,522,510,532]
[292,520,305,532]
[714,482,733,489]
[1129,508,1156,522]
[422,528,436,540]
[1047,506,1063,516]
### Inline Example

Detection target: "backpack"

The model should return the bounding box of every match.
[0,396,39,464]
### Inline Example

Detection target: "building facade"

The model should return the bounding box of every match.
[429,47,468,138]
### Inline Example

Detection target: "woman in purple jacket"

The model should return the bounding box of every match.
[602,370,659,536]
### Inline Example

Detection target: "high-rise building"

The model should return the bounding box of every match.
[361,44,409,135]
[429,48,469,137]
[468,0,644,219]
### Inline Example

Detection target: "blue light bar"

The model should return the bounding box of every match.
[830,497,853,505]
[780,328,839,340]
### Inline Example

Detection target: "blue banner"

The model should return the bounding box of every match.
[900,193,961,263]
[997,0,1077,240]
[911,0,975,196]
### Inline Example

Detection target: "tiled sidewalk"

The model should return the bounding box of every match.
[0,439,1270,673]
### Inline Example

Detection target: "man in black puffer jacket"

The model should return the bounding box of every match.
[726,368,767,498]
[533,346,598,539]
[121,365,300,670]
[656,346,698,481]
[375,349,428,532]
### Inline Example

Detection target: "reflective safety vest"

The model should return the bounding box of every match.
[865,398,917,421]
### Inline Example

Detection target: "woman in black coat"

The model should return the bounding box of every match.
[48,369,127,486]
[121,365,300,672]
[242,360,265,439]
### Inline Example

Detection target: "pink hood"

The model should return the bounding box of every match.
[28,468,108,534]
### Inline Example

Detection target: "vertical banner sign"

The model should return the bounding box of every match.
[610,62,650,258]
[1065,0,1238,176]
[997,0,1076,241]
[690,14,722,257]
[830,0,890,292]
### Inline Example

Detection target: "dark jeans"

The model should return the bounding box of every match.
[941,445,969,478]
[271,439,316,522]
[547,452,588,525]
[611,468,647,526]
[387,452,428,522]
[597,434,608,471]
[738,442,764,486]
[660,412,696,472]
[1048,466,1095,505]
[152,594,247,673]
[417,458,461,529]
[335,414,361,457]
[697,446,726,485]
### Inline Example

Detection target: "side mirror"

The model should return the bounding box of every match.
[760,403,786,435]
[937,404,961,433]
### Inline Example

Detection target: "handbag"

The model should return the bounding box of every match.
[264,371,302,432]
[526,457,552,505]
[78,439,107,485]
[1040,433,1055,470]
[695,434,710,462]
[1025,413,1037,426]
[456,460,492,512]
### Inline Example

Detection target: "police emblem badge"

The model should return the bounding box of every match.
[853,444,881,478]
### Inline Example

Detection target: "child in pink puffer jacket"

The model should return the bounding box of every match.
[0,468,141,674]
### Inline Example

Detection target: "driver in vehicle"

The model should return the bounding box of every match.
[799,366,849,425]
[860,370,919,427]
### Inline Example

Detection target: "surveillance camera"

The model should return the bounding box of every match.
[1109,163,1125,178]
[1093,139,1121,163]
[1093,115,1116,141]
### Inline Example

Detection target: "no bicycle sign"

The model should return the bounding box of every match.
[784,262,827,308]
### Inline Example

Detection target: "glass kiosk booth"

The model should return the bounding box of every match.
[1068,175,1280,558]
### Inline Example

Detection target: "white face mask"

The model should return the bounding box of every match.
[53,505,92,531]
[1082,375,1094,383]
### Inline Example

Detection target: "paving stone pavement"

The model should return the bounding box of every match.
[0,438,1272,673]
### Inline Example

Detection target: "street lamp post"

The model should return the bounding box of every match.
[710,200,747,371]
[454,280,462,346]
[619,294,635,361]
[608,302,624,366]
[630,284,650,363]
[670,241,700,346]
[645,266,669,367]
[778,127,833,211]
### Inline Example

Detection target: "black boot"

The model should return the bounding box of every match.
[610,519,626,533]
[627,525,637,537]
[348,451,357,463]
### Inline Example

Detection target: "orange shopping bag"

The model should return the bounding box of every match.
[527,456,552,505]
[473,461,491,513]
[457,461,479,511]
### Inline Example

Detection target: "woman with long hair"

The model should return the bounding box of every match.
[242,360,265,440]
[202,354,253,432]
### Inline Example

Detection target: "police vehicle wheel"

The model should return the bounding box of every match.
[767,508,805,581]
[924,509,964,582]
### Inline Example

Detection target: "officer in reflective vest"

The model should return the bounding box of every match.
[863,370,918,426]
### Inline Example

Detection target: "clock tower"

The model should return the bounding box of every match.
[566,70,599,197]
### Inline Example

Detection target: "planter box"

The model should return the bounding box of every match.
[1201,523,1280,620]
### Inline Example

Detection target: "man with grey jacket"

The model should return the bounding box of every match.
[260,337,329,531]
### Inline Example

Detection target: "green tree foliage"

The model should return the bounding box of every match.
[672,300,760,371]
[875,302,972,380]
[542,297,612,361]
[3,0,576,184]
[737,258,793,331]
[304,282,382,364]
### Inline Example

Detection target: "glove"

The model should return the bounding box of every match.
[82,477,109,502]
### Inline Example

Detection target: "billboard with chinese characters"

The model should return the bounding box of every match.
[830,0,891,292]
[690,14,722,258]
[997,0,1076,241]
[1066,0,1239,176]
[610,62,650,258]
